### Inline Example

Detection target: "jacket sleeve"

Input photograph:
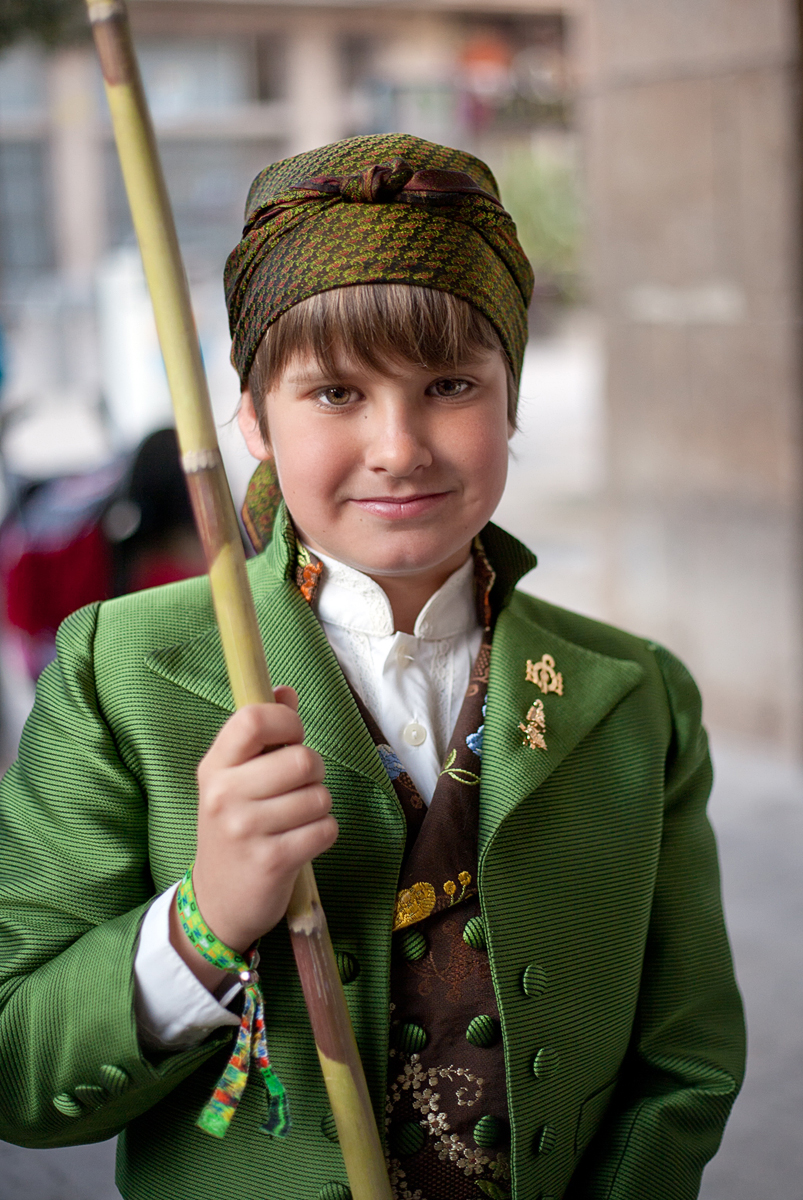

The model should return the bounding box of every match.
[0,602,229,1148]
[567,644,746,1199]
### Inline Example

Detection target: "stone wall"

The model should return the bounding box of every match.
[578,0,803,752]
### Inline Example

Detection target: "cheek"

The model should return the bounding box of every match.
[450,412,510,493]
[271,415,354,507]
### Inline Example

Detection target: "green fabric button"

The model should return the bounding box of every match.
[473,1114,507,1147]
[318,1185,352,1200]
[466,1014,500,1048]
[390,1120,426,1157]
[98,1065,130,1097]
[73,1084,106,1110]
[534,1124,557,1156]
[462,915,487,951]
[392,1022,428,1054]
[335,951,360,985]
[522,964,548,998]
[399,929,427,961]
[532,1047,559,1080]
[53,1093,83,1118]
[321,1110,339,1142]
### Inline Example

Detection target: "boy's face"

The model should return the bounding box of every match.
[238,347,511,586]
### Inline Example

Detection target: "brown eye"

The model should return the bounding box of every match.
[432,378,468,398]
[320,386,353,406]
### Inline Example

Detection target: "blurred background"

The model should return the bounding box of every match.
[0,0,800,1197]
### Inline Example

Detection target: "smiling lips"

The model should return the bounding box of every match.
[351,492,450,520]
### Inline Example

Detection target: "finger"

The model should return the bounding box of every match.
[263,813,339,875]
[202,702,304,772]
[273,685,299,712]
[238,783,333,838]
[224,743,325,802]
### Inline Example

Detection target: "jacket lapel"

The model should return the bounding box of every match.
[479,600,645,860]
[143,510,643,851]
[144,535,391,794]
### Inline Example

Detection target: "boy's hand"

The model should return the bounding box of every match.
[169,688,338,990]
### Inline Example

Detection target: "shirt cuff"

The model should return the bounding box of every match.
[134,881,242,1049]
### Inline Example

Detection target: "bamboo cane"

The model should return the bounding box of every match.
[85,5,392,1196]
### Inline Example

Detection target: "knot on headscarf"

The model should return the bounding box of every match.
[292,157,502,208]
[315,156,415,203]
[225,133,533,386]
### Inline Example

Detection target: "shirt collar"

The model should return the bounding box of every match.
[310,547,478,640]
[261,502,538,618]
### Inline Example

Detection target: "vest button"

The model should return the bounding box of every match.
[335,951,360,985]
[473,1114,507,1148]
[399,928,427,961]
[390,1119,426,1157]
[98,1064,130,1096]
[462,915,487,951]
[521,964,548,998]
[402,721,427,746]
[466,1014,500,1048]
[52,1093,83,1118]
[532,1046,559,1080]
[392,1022,428,1054]
[318,1185,351,1200]
[534,1123,557,1156]
[320,1110,339,1142]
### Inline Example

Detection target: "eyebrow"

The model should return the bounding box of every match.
[284,371,340,385]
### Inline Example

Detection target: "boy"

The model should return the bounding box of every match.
[0,134,744,1200]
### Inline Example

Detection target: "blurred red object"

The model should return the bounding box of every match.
[0,430,206,680]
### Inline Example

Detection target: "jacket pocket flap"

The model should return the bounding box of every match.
[575,1076,618,1156]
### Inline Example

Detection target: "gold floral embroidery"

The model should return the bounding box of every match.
[442,870,473,907]
[386,1053,510,1199]
[393,881,437,931]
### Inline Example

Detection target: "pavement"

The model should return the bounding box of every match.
[0,735,800,1199]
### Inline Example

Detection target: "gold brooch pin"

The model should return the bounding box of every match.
[526,654,563,696]
[519,700,548,750]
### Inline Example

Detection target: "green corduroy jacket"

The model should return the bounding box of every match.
[0,517,745,1200]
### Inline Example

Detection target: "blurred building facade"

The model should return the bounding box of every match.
[579,0,802,754]
[0,0,801,758]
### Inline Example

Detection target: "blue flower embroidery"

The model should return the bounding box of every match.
[465,702,487,759]
[377,743,405,781]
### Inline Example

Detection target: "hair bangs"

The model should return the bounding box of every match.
[248,284,518,435]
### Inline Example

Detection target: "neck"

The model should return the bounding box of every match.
[367,545,472,634]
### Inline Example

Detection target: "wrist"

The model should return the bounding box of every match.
[168,895,232,993]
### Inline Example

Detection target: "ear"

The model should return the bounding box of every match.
[238,387,273,462]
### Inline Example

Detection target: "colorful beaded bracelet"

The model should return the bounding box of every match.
[176,866,291,1139]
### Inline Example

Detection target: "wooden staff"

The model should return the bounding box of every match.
[85,5,392,1196]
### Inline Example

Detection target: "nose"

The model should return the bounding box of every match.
[364,400,432,477]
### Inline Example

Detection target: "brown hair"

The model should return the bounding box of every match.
[247,283,518,439]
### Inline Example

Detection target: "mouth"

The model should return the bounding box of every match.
[350,492,451,520]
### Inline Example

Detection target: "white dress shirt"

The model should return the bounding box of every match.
[134,551,482,1049]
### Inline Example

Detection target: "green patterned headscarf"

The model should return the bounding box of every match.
[224,133,534,386]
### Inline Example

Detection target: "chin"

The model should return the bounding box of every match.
[349,538,467,579]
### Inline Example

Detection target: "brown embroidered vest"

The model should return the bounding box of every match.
[292,538,511,1200]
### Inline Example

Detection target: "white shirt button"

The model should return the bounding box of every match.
[402,721,427,747]
[395,644,414,669]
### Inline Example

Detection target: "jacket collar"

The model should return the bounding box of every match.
[145,507,640,840]
[479,599,644,860]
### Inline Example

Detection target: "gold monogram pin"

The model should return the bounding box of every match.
[519,700,547,750]
[526,654,563,696]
